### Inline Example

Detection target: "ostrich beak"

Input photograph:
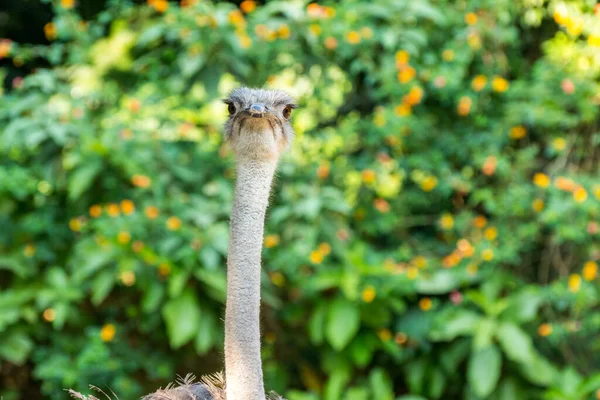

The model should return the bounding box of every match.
[247,103,266,118]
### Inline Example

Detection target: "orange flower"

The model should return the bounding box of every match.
[457,96,472,116]
[568,274,581,293]
[471,75,487,91]
[270,272,285,287]
[397,66,416,83]
[537,323,552,337]
[240,0,256,13]
[374,198,390,213]
[465,12,478,25]
[145,206,159,219]
[457,239,474,257]
[509,125,527,139]
[362,286,376,303]
[107,203,120,217]
[166,216,182,231]
[151,0,169,13]
[395,332,408,344]
[120,271,136,286]
[44,23,57,40]
[158,263,171,277]
[492,76,509,92]
[533,173,550,188]
[120,199,135,215]
[100,324,116,342]
[473,215,487,228]
[132,174,151,188]
[43,308,56,322]
[394,103,412,116]
[316,163,330,179]
[89,205,102,218]
[264,234,280,248]
[583,261,598,281]
[131,240,144,253]
[361,169,376,184]
[532,198,545,212]
[0,39,12,59]
[482,155,497,176]
[419,297,432,311]
[318,242,331,256]
[346,31,361,44]
[324,37,338,50]
[403,86,424,106]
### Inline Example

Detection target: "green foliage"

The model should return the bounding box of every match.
[1,0,600,399]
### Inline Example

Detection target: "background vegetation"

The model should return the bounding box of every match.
[1,0,600,399]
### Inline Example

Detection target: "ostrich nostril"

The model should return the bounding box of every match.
[249,104,265,117]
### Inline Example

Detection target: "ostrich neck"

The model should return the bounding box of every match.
[225,159,277,400]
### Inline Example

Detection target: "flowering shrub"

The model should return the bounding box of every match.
[1,0,600,399]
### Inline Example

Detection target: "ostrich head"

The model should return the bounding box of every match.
[224,87,296,162]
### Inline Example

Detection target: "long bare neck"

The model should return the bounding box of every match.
[225,159,277,400]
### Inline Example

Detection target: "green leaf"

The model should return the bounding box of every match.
[162,289,202,349]
[68,161,102,200]
[430,309,480,341]
[468,345,502,398]
[0,331,33,365]
[309,302,327,345]
[91,270,115,306]
[496,322,533,364]
[195,311,217,355]
[416,270,459,294]
[325,297,360,351]
[369,368,394,400]
[473,317,496,350]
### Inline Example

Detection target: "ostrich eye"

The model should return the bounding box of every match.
[227,103,236,115]
[283,105,293,119]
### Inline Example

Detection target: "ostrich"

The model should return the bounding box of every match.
[69,88,295,400]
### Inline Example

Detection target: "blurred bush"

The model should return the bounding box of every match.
[1,0,600,399]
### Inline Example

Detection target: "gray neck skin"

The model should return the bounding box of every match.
[225,159,277,400]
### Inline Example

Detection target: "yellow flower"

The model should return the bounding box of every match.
[471,75,487,91]
[509,125,527,139]
[568,274,581,293]
[346,31,361,44]
[397,66,416,83]
[117,231,131,244]
[419,297,432,311]
[228,10,245,27]
[158,263,171,277]
[394,103,412,116]
[492,76,509,92]
[466,263,478,275]
[553,137,566,151]
[270,272,285,287]
[467,33,481,50]
[420,176,438,192]
[533,173,550,188]
[406,266,419,280]
[395,50,410,65]
[589,34,600,47]
[120,199,135,215]
[120,271,136,286]
[583,261,598,281]
[532,198,545,212]
[318,242,331,256]
[132,241,144,253]
[69,218,82,232]
[360,27,373,39]
[361,169,376,184]
[309,250,324,264]
[377,328,392,341]
[362,286,376,303]
[238,34,252,49]
[89,205,102,218]
[573,187,587,203]
[43,308,56,322]
[484,226,498,241]
[412,256,427,269]
[465,12,478,25]
[440,213,454,230]
[264,234,280,248]
[309,24,322,36]
[145,206,159,219]
[100,324,116,342]
[166,216,182,231]
[61,0,75,9]
[473,215,487,228]
[23,244,36,257]
[277,24,291,39]
[481,249,494,261]
[442,49,454,61]
[594,186,600,200]
[537,323,552,337]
